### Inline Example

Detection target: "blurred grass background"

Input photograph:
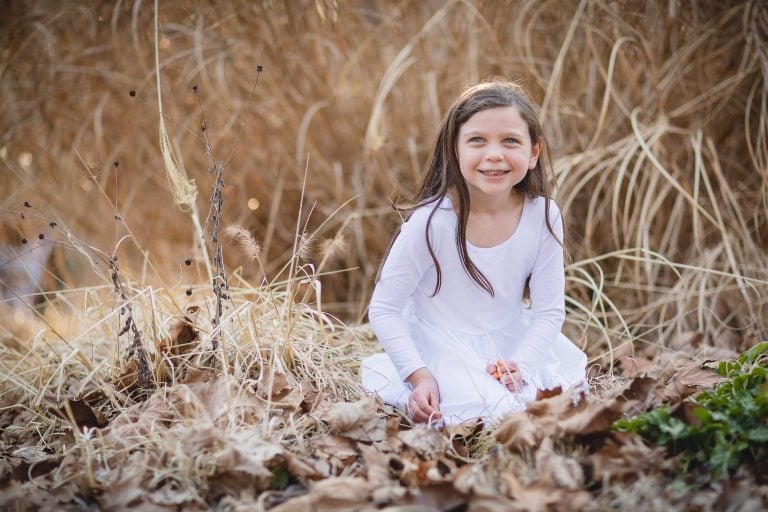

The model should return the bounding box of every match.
[1,0,766,362]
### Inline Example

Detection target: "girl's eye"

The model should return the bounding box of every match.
[469,137,484,143]
[504,138,519,144]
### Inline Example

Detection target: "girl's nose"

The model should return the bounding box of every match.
[485,148,503,161]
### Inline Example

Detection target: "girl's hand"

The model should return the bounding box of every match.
[486,360,524,393]
[405,368,442,423]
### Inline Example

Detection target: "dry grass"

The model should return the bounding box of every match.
[1,0,767,509]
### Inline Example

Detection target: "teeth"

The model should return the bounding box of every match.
[480,170,508,176]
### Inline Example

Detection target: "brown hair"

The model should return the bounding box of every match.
[388,81,562,296]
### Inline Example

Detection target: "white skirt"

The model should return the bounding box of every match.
[361,308,587,426]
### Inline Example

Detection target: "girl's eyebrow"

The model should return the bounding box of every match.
[461,129,525,137]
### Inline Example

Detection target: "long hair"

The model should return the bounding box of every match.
[384,81,562,296]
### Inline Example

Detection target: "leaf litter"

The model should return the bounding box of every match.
[1,287,766,512]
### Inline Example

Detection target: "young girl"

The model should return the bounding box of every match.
[361,81,587,426]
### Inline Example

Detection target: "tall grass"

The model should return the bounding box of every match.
[2,2,765,349]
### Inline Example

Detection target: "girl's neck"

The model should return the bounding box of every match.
[465,189,525,216]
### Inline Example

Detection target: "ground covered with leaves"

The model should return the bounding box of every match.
[1,293,767,511]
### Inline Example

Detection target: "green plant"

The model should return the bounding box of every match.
[613,342,768,478]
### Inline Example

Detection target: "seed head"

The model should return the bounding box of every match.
[113,161,119,168]
[24,201,31,207]
[224,224,262,262]
[319,234,348,263]
[129,90,136,97]
[38,233,44,240]
[21,238,27,244]
[297,230,313,260]
[257,65,263,73]
[192,84,199,93]
[186,288,193,296]
[184,258,192,266]
[49,222,57,228]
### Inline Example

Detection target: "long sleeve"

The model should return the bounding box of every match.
[511,201,566,386]
[368,208,437,381]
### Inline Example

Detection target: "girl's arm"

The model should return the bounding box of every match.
[511,200,566,387]
[368,207,437,382]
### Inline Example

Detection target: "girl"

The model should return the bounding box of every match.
[361,81,587,426]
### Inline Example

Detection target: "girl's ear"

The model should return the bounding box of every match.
[528,140,542,170]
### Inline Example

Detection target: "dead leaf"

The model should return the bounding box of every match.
[285,452,331,480]
[254,369,304,410]
[669,331,705,352]
[501,469,591,512]
[619,355,655,378]
[399,482,466,510]
[167,374,265,425]
[269,476,373,512]
[156,306,200,358]
[210,428,285,493]
[537,386,563,400]
[370,484,407,506]
[47,398,108,429]
[398,425,447,459]
[534,438,584,489]
[467,494,519,512]
[317,396,386,442]
[585,432,666,483]
[147,479,201,506]
[358,443,396,487]
[314,434,359,468]
[662,362,724,403]
[113,358,141,396]
[454,463,497,496]
[96,451,150,511]
[107,393,173,444]
[495,412,543,449]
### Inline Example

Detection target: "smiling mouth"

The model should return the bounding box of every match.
[479,170,510,177]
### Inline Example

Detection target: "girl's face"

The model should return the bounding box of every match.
[456,105,540,203]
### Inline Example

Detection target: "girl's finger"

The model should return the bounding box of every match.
[486,363,497,374]
[499,360,519,373]
[427,394,441,417]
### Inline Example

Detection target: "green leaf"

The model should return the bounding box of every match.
[740,342,768,365]
[270,466,290,490]
[747,427,768,442]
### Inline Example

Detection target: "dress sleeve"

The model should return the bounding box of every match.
[368,207,437,381]
[511,200,566,388]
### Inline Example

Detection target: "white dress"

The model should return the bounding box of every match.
[361,195,587,426]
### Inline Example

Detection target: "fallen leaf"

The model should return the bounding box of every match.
[662,362,725,403]
[96,451,150,511]
[495,411,543,449]
[669,331,705,352]
[147,479,201,506]
[398,425,447,459]
[619,355,655,378]
[285,452,331,480]
[453,462,497,496]
[534,437,584,489]
[47,398,108,429]
[317,396,386,442]
[210,428,285,493]
[269,476,373,512]
[501,469,591,512]
[400,482,467,510]
[157,306,200,358]
[167,374,265,425]
[585,432,666,483]
[314,434,359,468]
